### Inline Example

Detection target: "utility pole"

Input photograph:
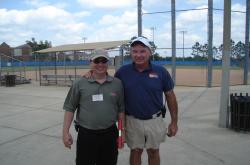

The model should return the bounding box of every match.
[0,54,2,86]
[82,37,87,44]
[219,0,231,128]
[244,0,250,85]
[171,0,176,83]
[150,27,156,43]
[138,0,142,36]
[151,27,156,60]
[180,30,187,61]
[207,0,213,88]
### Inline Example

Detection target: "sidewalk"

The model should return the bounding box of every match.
[0,82,249,165]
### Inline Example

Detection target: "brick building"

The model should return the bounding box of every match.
[0,42,32,61]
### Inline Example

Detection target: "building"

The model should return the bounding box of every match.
[0,42,32,61]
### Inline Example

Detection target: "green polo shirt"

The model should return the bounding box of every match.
[63,75,124,130]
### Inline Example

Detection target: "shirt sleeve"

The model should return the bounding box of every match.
[116,79,125,113]
[114,70,120,79]
[63,81,80,112]
[162,67,174,92]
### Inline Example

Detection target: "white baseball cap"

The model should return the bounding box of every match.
[90,49,110,61]
[130,37,151,50]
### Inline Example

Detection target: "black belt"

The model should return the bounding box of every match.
[127,111,162,120]
[78,124,117,134]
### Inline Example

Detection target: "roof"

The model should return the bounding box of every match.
[0,42,10,48]
[35,40,129,53]
[15,44,32,49]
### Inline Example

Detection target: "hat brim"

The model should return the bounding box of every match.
[90,55,110,61]
[130,37,151,50]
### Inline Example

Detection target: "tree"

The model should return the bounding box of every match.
[26,38,52,61]
[218,40,245,60]
[200,44,208,58]
[26,37,52,51]
[233,41,245,60]
[191,42,201,57]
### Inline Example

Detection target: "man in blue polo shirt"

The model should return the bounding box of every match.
[115,36,178,165]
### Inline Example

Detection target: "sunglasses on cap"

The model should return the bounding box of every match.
[92,58,108,64]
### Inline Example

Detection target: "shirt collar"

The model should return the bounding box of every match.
[132,61,152,72]
[88,74,113,83]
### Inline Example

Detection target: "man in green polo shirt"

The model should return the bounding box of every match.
[62,49,125,165]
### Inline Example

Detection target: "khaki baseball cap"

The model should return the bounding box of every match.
[90,49,110,61]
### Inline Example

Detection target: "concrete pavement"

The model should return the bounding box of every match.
[0,82,249,165]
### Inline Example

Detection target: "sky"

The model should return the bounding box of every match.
[0,0,246,57]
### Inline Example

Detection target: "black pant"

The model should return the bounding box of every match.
[76,125,118,165]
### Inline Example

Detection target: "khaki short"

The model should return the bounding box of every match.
[125,115,166,149]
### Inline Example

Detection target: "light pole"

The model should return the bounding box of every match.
[82,37,87,60]
[138,0,142,36]
[180,30,187,61]
[151,27,156,60]
[82,37,87,44]
[150,27,156,43]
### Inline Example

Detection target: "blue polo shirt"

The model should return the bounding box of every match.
[115,62,174,119]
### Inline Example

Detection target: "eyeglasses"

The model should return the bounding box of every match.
[92,58,108,64]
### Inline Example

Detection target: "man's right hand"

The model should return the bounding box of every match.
[82,70,93,78]
[63,132,73,149]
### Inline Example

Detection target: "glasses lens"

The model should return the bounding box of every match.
[93,58,108,64]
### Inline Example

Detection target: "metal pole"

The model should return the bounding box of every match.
[120,45,124,66]
[171,0,176,83]
[180,31,187,62]
[244,0,250,85]
[138,0,142,36]
[35,53,37,81]
[64,53,66,83]
[0,54,2,86]
[82,37,87,44]
[38,53,41,86]
[54,53,58,85]
[151,27,156,61]
[74,51,77,79]
[207,0,213,88]
[219,0,231,128]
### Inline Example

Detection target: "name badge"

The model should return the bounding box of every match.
[149,73,158,78]
[92,94,103,101]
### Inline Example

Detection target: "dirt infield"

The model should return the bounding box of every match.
[22,67,249,87]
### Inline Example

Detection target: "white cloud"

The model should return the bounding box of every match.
[24,0,49,7]
[231,4,245,43]
[177,6,207,25]
[186,0,207,6]
[0,5,91,46]
[77,0,135,8]
[232,3,246,12]
[99,10,137,25]
[88,10,138,42]
[74,11,91,18]
[0,6,70,25]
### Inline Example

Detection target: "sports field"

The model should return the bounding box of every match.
[15,65,249,87]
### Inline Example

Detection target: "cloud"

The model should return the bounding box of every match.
[232,3,246,12]
[77,0,135,8]
[24,0,49,8]
[186,0,207,6]
[99,10,137,25]
[88,10,137,42]
[0,5,91,46]
[177,6,207,25]
[231,3,246,43]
